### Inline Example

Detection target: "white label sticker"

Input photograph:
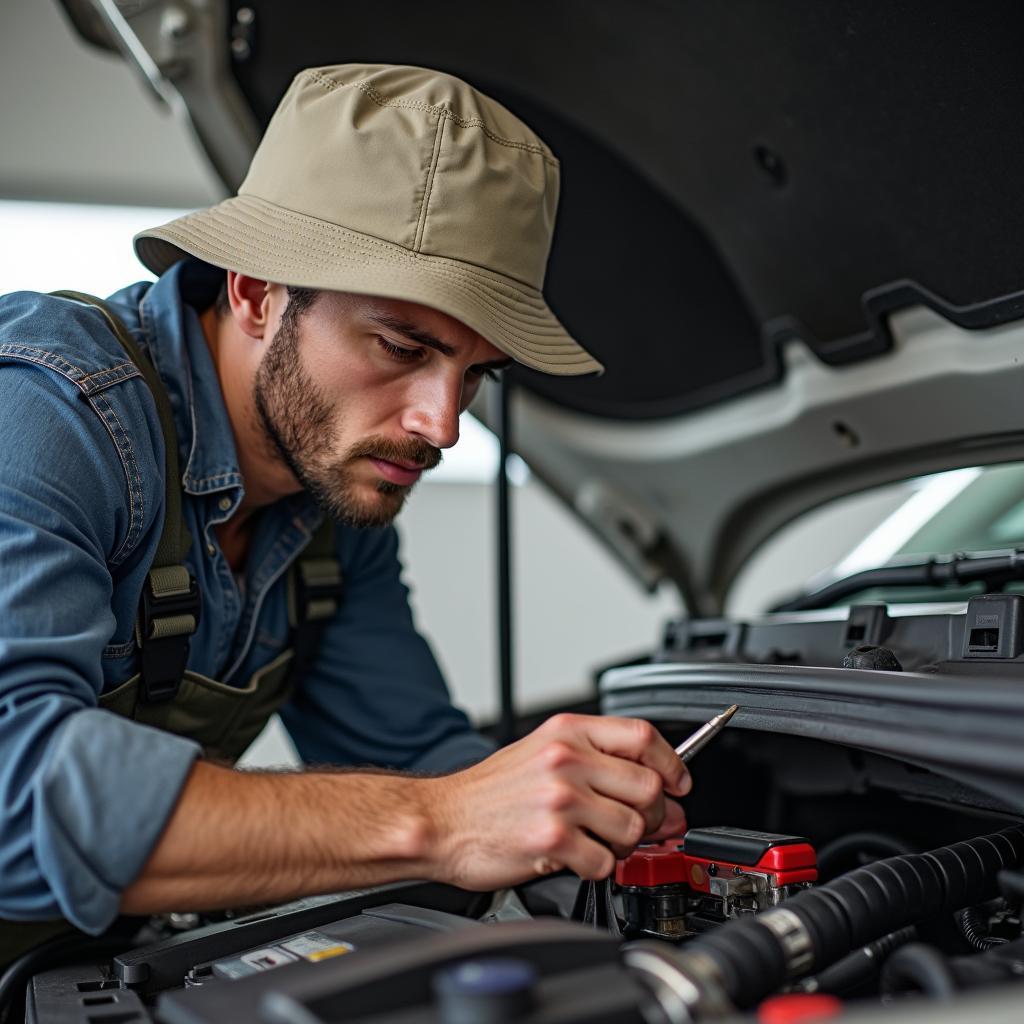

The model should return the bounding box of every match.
[281,931,355,963]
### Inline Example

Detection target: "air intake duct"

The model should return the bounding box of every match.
[631,826,1024,1017]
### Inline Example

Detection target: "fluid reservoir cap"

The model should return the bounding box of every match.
[757,993,843,1023]
[434,957,537,1024]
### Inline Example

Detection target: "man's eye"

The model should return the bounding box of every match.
[377,338,423,362]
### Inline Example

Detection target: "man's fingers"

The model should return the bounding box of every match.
[572,791,649,855]
[541,830,615,881]
[676,763,693,798]
[584,753,670,835]
[562,715,691,797]
[574,836,616,880]
[645,798,687,841]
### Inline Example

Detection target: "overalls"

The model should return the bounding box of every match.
[0,293,343,968]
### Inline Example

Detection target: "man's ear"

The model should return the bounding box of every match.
[225,271,272,339]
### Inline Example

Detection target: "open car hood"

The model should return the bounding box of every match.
[61,0,1024,612]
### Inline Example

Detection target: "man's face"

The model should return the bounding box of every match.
[253,290,511,527]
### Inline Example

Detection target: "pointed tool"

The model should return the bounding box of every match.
[675,703,740,764]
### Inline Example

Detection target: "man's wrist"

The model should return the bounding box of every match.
[404,775,458,885]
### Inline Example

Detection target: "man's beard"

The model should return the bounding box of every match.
[252,304,441,528]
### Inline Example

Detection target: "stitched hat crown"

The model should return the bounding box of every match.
[239,65,561,290]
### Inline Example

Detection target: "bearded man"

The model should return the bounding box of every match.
[0,63,689,966]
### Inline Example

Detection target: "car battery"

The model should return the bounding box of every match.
[616,827,818,940]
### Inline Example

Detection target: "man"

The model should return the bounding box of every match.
[0,64,688,959]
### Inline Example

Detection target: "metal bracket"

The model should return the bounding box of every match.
[81,0,259,190]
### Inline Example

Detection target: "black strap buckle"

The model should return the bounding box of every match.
[137,566,202,703]
[294,557,343,625]
[286,556,343,687]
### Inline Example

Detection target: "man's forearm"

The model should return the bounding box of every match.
[120,714,691,916]
[119,761,438,914]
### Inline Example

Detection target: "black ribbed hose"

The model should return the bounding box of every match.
[957,905,1007,951]
[672,825,1024,1011]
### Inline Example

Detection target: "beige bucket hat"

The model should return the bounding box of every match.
[135,63,602,376]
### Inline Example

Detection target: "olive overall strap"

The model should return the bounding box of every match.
[51,291,200,704]
[286,517,343,685]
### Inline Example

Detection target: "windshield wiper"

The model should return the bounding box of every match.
[774,549,1024,612]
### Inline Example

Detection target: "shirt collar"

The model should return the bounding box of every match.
[138,260,245,501]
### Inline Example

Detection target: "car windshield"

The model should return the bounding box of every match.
[728,462,1024,614]
[891,463,1024,556]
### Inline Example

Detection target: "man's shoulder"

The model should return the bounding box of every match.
[0,286,166,568]
[0,285,150,392]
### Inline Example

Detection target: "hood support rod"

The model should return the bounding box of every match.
[497,376,516,746]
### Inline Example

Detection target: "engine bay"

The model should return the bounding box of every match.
[17,735,1024,1023]
[14,598,1024,1023]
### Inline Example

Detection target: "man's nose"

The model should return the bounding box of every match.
[400,376,462,449]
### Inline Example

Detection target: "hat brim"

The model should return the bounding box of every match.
[134,195,603,377]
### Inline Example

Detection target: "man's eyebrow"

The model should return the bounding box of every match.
[368,313,456,356]
[368,313,513,370]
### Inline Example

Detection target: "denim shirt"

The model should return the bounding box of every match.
[0,260,492,935]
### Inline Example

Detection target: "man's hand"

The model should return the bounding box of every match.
[425,714,691,890]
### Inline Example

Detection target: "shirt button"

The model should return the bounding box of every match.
[218,496,232,512]
[207,542,216,557]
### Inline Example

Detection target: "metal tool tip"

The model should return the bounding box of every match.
[720,704,740,722]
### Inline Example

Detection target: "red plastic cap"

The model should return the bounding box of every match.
[757,994,843,1023]
[757,843,817,872]
[615,838,688,887]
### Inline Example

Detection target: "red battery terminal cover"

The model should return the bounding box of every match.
[615,838,688,888]
[617,828,818,891]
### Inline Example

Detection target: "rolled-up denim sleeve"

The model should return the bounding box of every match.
[0,365,200,933]
[280,525,495,772]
